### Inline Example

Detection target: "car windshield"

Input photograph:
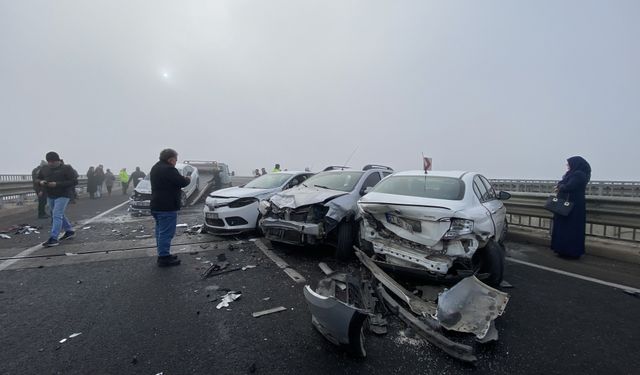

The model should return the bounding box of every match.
[304,171,364,192]
[244,173,293,189]
[372,176,465,200]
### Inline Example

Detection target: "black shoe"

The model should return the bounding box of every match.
[42,238,60,247]
[157,256,181,267]
[170,254,178,259]
[60,231,76,241]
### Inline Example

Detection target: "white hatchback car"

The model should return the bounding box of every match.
[203,171,314,234]
[129,163,200,215]
[357,170,510,287]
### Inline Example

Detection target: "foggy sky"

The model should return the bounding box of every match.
[1,0,638,180]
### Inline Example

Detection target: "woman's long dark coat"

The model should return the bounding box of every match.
[86,169,97,194]
[551,157,591,258]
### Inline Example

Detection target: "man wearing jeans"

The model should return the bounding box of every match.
[35,152,78,247]
[150,148,190,267]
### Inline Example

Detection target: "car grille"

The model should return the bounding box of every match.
[225,217,249,227]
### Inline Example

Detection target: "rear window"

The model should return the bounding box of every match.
[371,176,465,200]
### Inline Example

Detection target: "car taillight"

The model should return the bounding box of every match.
[443,219,474,239]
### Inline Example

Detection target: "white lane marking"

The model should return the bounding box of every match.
[0,200,130,271]
[255,238,306,283]
[507,257,640,294]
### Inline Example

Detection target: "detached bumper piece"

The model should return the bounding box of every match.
[304,246,510,363]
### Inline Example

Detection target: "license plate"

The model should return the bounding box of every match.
[135,200,150,207]
[206,212,219,219]
[386,213,421,233]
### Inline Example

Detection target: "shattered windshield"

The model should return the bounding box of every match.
[304,171,364,192]
[244,173,293,189]
[372,176,465,200]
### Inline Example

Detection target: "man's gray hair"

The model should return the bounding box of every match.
[159,148,178,162]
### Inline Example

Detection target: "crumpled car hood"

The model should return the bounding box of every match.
[209,186,273,199]
[134,180,152,194]
[270,186,348,209]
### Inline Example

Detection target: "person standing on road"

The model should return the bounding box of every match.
[104,168,115,196]
[261,167,267,175]
[119,168,129,195]
[87,166,97,199]
[150,148,190,267]
[272,163,281,173]
[35,152,78,247]
[128,167,146,188]
[551,156,591,259]
[32,160,49,219]
[94,165,105,198]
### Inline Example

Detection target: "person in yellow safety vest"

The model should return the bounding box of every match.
[119,168,130,195]
[272,163,281,173]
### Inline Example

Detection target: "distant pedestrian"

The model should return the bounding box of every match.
[35,152,78,247]
[119,168,129,195]
[105,168,116,196]
[261,168,267,175]
[253,169,260,177]
[272,163,281,173]
[32,160,48,219]
[129,167,146,188]
[150,148,190,267]
[86,166,97,199]
[550,156,591,259]
[94,165,105,198]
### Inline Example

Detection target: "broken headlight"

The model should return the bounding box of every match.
[443,219,474,239]
[306,205,329,223]
[258,200,271,215]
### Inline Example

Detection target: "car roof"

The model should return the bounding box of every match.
[269,171,310,175]
[392,170,471,179]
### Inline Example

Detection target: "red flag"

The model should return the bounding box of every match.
[423,157,432,173]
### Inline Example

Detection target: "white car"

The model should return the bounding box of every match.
[357,170,510,287]
[203,171,314,234]
[129,163,200,215]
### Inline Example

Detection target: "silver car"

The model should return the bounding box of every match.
[259,165,393,259]
[129,163,200,215]
[357,170,510,287]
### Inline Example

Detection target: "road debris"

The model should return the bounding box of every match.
[82,226,92,230]
[69,333,82,338]
[318,262,334,275]
[216,291,242,309]
[59,338,67,344]
[135,234,152,239]
[185,224,203,234]
[500,280,514,288]
[242,265,257,271]
[65,252,77,256]
[252,306,287,318]
[2,224,42,235]
[0,234,10,239]
[176,223,188,228]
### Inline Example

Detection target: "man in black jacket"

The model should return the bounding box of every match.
[32,160,48,219]
[150,148,190,267]
[35,152,78,247]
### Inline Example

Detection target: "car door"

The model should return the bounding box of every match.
[477,175,506,242]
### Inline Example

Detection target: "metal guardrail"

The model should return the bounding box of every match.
[0,174,88,207]
[490,179,640,198]
[504,192,640,243]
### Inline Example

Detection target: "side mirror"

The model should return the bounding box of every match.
[498,191,511,200]
[360,186,374,196]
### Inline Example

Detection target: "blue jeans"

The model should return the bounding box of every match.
[48,197,73,239]
[152,211,178,257]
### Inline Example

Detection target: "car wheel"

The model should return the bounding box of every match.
[180,192,187,207]
[335,220,355,260]
[473,240,504,288]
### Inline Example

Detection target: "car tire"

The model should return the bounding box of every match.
[335,221,355,260]
[473,240,504,288]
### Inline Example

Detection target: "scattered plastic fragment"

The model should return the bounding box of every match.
[0,234,11,239]
[65,252,77,256]
[176,223,188,228]
[499,280,514,288]
[318,262,333,275]
[69,333,82,338]
[252,306,287,318]
[82,226,92,230]
[135,235,152,239]
[262,297,271,301]
[59,338,67,343]
[216,291,242,309]
[242,265,257,271]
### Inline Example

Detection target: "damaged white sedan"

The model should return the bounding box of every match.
[357,170,510,287]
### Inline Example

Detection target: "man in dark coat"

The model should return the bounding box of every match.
[150,149,190,267]
[551,156,591,259]
[32,160,48,219]
[86,167,97,199]
[129,167,146,188]
[94,165,105,198]
[35,152,78,247]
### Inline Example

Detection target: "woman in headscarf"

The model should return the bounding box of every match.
[86,166,97,199]
[551,156,591,259]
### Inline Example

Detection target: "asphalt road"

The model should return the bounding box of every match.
[1,196,639,375]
